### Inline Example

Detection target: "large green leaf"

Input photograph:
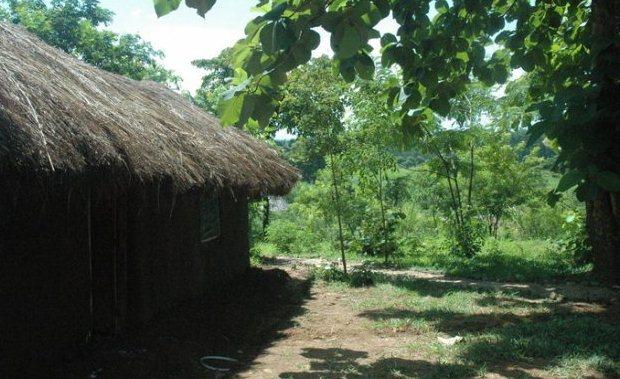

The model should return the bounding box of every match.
[332,23,362,59]
[338,59,356,82]
[259,21,295,54]
[556,170,584,192]
[218,92,255,126]
[154,0,181,17]
[301,29,321,50]
[435,0,449,14]
[185,0,216,17]
[354,53,375,80]
[527,120,549,147]
[429,95,450,117]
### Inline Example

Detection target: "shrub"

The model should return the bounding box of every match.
[249,199,269,246]
[448,218,485,258]
[349,264,374,287]
[265,218,298,254]
[312,263,348,282]
[349,210,405,262]
[251,241,279,257]
[312,262,375,287]
[556,212,592,265]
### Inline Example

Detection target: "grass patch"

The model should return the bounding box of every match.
[310,263,375,287]
[259,233,592,283]
[383,238,591,283]
[326,274,619,378]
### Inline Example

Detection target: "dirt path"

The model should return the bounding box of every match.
[236,275,414,378]
[268,256,620,303]
[233,259,618,379]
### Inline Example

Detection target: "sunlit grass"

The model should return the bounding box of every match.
[321,274,618,378]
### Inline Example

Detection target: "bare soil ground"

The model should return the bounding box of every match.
[236,272,445,379]
[233,259,619,379]
[270,256,620,303]
[5,261,617,378]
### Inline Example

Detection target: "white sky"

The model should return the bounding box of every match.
[100,2,517,139]
[102,0,258,92]
[101,0,398,92]
[100,1,398,140]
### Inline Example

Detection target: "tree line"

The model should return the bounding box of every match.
[157,0,619,283]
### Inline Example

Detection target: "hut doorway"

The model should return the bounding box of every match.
[90,192,128,337]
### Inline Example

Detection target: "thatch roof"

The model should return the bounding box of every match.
[0,23,298,195]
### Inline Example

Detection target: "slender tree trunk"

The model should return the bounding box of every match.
[488,215,493,236]
[329,154,347,274]
[467,143,475,208]
[262,197,270,238]
[438,164,462,226]
[444,174,459,224]
[448,147,465,224]
[377,168,389,263]
[452,172,465,223]
[588,0,620,283]
[426,132,462,226]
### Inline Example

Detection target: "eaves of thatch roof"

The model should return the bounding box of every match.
[0,22,298,195]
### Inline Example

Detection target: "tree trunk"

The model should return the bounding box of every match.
[467,142,474,208]
[377,168,389,264]
[587,192,620,283]
[329,154,347,274]
[588,0,620,284]
[262,197,270,238]
[493,214,500,238]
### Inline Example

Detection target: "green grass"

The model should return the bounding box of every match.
[264,236,591,283]
[257,231,592,283]
[323,274,619,378]
[397,238,592,283]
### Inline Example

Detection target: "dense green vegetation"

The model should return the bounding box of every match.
[240,59,591,283]
[188,33,595,284]
[159,0,620,283]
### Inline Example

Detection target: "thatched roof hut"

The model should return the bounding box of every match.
[0,22,298,195]
[0,22,298,361]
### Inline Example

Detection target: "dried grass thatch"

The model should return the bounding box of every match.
[0,23,298,195]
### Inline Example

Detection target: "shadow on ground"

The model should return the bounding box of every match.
[371,271,619,303]
[278,347,478,378]
[2,267,313,378]
[358,276,620,377]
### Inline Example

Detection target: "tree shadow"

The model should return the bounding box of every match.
[2,267,314,378]
[358,300,620,376]
[371,271,619,303]
[371,272,541,300]
[360,307,532,334]
[278,348,476,378]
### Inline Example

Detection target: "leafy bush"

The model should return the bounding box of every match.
[349,264,374,287]
[249,244,265,266]
[312,263,348,282]
[251,241,279,257]
[249,199,269,246]
[263,183,340,257]
[556,212,592,265]
[265,216,338,257]
[448,218,485,258]
[311,262,375,287]
[265,218,298,254]
[349,210,405,261]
